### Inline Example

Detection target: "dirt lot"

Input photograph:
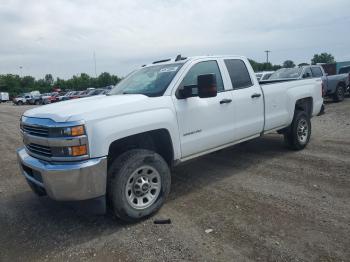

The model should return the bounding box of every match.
[0,100,349,262]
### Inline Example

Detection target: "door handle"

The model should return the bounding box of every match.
[251,93,261,98]
[220,99,232,104]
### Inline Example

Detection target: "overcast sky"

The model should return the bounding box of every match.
[1,0,349,79]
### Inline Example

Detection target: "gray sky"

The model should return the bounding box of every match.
[1,0,350,79]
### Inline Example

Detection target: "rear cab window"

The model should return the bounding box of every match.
[311,67,323,77]
[302,67,312,78]
[224,59,253,89]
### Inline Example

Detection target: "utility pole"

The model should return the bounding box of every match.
[264,50,271,63]
[19,66,23,77]
[93,51,97,77]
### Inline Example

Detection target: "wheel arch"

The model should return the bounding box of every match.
[107,128,175,168]
[294,97,313,117]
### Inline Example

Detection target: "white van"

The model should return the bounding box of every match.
[0,92,9,102]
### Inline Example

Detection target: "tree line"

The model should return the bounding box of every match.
[0,53,336,97]
[0,72,121,97]
[249,52,335,72]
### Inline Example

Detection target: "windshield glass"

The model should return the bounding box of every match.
[109,63,184,97]
[339,66,350,74]
[269,68,303,80]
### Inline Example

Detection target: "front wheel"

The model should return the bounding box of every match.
[284,110,311,150]
[333,85,345,102]
[107,149,171,222]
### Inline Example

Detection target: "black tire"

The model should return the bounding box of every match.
[284,110,311,150]
[34,100,40,105]
[17,101,23,105]
[107,149,171,222]
[333,85,345,102]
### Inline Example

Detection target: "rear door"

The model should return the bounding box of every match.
[172,59,236,158]
[222,58,264,140]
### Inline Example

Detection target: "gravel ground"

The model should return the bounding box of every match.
[0,99,349,262]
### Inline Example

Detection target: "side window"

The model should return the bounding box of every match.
[224,59,253,89]
[181,61,224,92]
[311,67,323,77]
[262,73,272,80]
[302,67,312,78]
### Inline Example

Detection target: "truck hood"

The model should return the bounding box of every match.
[23,94,152,122]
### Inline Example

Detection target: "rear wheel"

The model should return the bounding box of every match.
[333,85,345,102]
[284,110,311,150]
[108,149,171,222]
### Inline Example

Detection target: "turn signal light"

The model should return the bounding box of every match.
[71,125,85,136]
[71,145,87,156]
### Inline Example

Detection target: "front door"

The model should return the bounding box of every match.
[172,60,235,158]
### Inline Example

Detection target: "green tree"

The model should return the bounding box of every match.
[0,72,121,97]
[283,60,296,68]
[311,53,335,65]
[97,72,112,87]
[44,74,54,85]
[248,59,281,72]
[298,63,309,66]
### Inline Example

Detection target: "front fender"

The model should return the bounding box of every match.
[87,108,181,161]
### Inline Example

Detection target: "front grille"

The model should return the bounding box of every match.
[22,124,49,137]
[26,143,52,157]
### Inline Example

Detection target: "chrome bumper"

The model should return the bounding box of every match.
[17,147,107,201]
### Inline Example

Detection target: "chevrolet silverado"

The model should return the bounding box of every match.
[17,55,323,221]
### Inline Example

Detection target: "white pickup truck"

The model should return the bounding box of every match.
[17,55,323,221]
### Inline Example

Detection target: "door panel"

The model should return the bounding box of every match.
[174,92,234,157]
[223,59,264,140]
[231,86,264,140]
[172,59,235,158]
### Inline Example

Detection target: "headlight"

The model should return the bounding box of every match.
[61,125,85,137]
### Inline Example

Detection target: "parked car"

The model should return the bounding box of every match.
[61,91,74,101]
[255,71,274,81]
[267,65,349,102]
[13,94,30,105]
[26,94,42,105]
[55,92,68,102]
[87,88,108,96]
[17,55,323,222]
[78,90,92,98]
[40,93,55,104]
[338,66,350,93]
[0,92,9,102]
[69,91,83,99]
[338,65,350,74]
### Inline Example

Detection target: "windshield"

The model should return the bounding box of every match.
[339,66,350,74]
[269,68,303,80]
[109,63,184,97]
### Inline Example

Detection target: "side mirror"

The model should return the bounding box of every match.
[197,74,217,98]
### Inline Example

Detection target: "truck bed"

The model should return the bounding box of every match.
[261,78,323,132]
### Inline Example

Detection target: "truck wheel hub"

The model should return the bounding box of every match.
[125,165,161,209]
[297,119,308,143]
